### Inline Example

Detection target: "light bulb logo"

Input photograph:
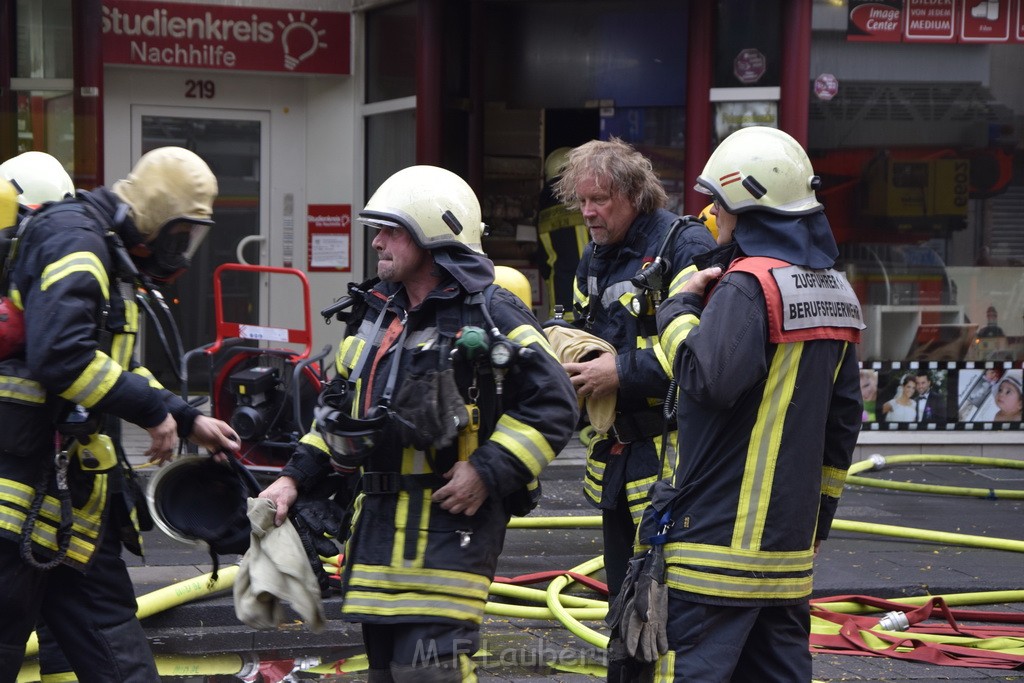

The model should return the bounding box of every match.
[278,12,327,70]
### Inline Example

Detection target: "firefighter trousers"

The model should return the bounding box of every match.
[656,590,812,682]
[0,517,158,682]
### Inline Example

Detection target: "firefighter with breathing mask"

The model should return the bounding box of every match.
[259,165,578,683]
[0,147,240,680]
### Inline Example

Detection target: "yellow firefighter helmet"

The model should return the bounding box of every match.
[494,265,532,309]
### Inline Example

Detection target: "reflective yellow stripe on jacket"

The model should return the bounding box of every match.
[489,414,555,477]
[342,563,492,623]
[0,473,108,568]
[664,343,815,600]
[0,376,46,404]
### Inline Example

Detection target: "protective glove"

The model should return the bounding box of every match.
[290,497,347,596]
[606,552,645,632]
[620,548,669,663]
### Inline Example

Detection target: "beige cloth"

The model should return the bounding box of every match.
[233,497,326,633]
[544,325,618,434]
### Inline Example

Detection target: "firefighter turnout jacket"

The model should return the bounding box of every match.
[0,190,201,569]
[281,261,578,627]
[573,209,716,522]
[655,255,863,604]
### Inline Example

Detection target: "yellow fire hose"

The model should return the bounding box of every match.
[846,454,1024,499]
[18,453,1024,678]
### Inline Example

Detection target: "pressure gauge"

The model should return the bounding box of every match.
[489,340,515,369]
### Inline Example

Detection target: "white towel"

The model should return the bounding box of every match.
[233,497,326,633]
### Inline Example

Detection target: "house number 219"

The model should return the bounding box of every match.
[185,80,216,99]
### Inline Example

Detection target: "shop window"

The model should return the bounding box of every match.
[15,0,72,79]
[810,6,1024,369]
[365,1,416,104]
[10,0,73,171]
[14,91,73,160]
[714,0,781,89]
[483,0,688,109]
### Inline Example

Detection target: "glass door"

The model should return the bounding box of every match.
[131,107,270,388]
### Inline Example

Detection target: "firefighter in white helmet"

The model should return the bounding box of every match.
[0,151,79,680]
[642,127,864,679]
[260,165,578,682]
[0,151,75,209]
[0,147,240,680]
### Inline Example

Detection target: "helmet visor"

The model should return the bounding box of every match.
[161,220,212,260]
[137,220,211,283]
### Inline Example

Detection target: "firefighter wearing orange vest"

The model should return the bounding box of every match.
[649,127,864,680]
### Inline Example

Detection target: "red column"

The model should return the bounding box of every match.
[0,1,16,162]
[780,0,812,146]
[684,1,715,215]
[73,0,103,187]
[467,0,483,191]
[416,0,443,165]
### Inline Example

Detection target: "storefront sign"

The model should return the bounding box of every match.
[904,0,956,42]
[307,204,352,273]
[847,0,903,42]
[961,0,1011,41]
[102,1,350,74]
[849,0,1024,43]
[714,102,778,140]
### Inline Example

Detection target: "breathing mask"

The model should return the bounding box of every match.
[111,146,217,283]
[314,379,389,473]
[135,219,211,284]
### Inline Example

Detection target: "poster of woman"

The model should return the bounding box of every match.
[880,371,919,423]
[993,370,1022,423]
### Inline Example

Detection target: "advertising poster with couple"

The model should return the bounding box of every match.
[860,362,1022,430]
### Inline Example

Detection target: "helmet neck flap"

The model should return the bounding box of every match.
[732,210,839,270]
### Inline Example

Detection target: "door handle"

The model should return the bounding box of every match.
[235,235,267,265]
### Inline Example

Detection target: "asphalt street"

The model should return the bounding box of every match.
[19,428,1024,682]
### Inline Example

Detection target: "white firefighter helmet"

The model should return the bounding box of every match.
[544,147,572,182]
[0,151,75,208]
[358,165,485,254]
[695,126,822,216]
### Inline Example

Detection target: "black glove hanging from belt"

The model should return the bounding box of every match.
[391,340,468,451]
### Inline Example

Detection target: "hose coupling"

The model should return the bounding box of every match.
[868,453,887,470]
[878,610,910,631]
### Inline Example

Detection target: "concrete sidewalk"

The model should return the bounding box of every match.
[114,425,1024,682]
